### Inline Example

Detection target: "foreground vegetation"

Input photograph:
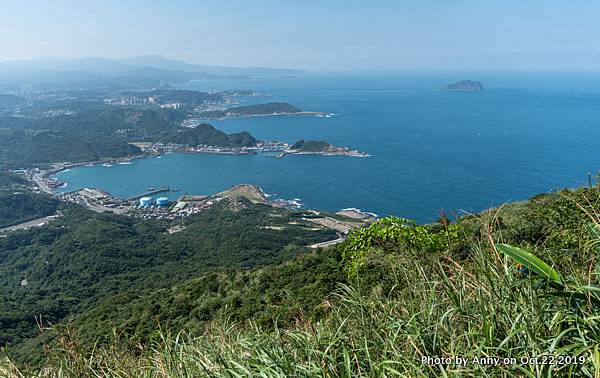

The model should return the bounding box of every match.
[1,185,599,376]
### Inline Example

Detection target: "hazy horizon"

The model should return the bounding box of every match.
[2,1,600,71]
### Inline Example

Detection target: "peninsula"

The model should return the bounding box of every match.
[443,80,483,91]
[162,125,368,158]
[196,102,329,119]
[169,123,258,149]
[277,139,370,158]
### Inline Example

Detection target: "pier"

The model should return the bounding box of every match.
[128,186,170,201]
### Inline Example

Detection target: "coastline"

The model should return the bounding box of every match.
[22,137,374,227]
[275,149,370,158]
[197,110,332,121]
[18,156,379,245]
[34,138,369,197]
[36,138,370,198]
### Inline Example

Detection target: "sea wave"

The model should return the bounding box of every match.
[273,197,303,209]
[341,207,378,218]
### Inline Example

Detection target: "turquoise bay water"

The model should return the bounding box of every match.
[56,72,600,222]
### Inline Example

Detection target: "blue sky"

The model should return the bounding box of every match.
[1,0,600,70]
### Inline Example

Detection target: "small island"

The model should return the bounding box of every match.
[277,140,370,158]
[443,80,483,92]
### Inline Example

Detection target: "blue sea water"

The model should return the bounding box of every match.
[55,72,600,222]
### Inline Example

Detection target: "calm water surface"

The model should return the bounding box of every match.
[56,72,600,222]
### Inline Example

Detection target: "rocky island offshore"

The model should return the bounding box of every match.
[443,80,483,91]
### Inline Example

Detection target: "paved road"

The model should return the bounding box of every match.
[309,237,346,249]
[0,215,60,236]
[32,170,55,194]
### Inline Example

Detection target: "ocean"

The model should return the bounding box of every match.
[55,72,600,222]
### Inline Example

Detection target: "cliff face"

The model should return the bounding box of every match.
[444,80,483,91]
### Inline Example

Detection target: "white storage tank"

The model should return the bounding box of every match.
[139,197,153,207]
[156,197,170,206]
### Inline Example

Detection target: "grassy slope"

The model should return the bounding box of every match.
[4,186,600,376]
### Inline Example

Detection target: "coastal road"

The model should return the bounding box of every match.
[32,169,56,194]
[0,215,61,236]
[309,237,346,249]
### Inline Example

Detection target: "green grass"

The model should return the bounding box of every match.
[5,238,599,376]
[3,187,600,376]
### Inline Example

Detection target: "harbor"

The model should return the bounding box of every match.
[128,186,171,201]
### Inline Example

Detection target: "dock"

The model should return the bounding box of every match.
[128,186,170,201]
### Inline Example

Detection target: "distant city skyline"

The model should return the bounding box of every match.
[2,0,600,70]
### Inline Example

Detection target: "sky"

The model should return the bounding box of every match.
[1,0,600,70]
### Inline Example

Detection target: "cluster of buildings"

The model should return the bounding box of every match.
[105,96,147,106]
[133,195,217,220]
[61,188,129,214]
[160,102,181,109]
[104,95,183,108]
[191,98,238,113]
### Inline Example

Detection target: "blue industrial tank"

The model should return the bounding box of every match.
[139,197,153,207]
[156,197,170,206]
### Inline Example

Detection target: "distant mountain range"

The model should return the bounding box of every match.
[0,55,306,86]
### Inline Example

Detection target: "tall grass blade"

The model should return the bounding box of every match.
[495,244,562,284]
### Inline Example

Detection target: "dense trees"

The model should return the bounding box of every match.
[0,192,60,228]
[290,139,331,152]
[226,102,301,115]
[169,123,258,147]
[0,107,179,168]
[1,180,598,374]
[0,104,271,168]
[0,200,336,363]
[0,173,61,227]
[0,129,141,169]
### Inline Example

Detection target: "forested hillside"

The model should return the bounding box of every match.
[0,172,61,228]
[169,123,258,147]
[0,106,264,168]
[0,192,60,228]
[0,199,335,364]
[0,128,140,169]
[3,186,600,376]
